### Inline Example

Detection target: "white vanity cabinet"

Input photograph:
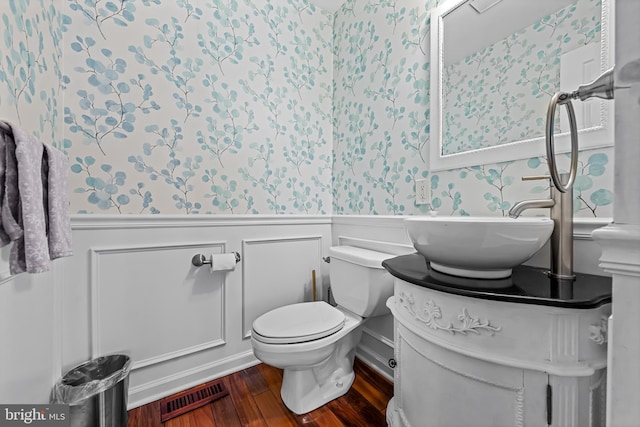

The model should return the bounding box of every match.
[384,257,610,427]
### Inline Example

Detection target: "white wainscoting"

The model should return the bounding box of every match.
[89,241,228,369]
[0,255,60,404]
[242,236,323,338]
[0,214,612,408]
[77,216,332,408]
[0,215,332,408]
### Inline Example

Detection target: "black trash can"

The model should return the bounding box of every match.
[53,354,131,427]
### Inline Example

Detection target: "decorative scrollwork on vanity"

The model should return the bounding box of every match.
[398,291,502,336]
[589,315,609,345]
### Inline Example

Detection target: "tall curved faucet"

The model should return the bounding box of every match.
[509,174,574,283]
[508,67,617,291]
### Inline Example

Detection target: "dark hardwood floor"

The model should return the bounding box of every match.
[127,358,394,427]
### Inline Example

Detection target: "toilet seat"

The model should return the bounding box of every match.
[252,301,346,344]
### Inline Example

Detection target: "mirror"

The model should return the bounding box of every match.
[429,0,613,171]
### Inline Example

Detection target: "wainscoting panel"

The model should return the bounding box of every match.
[89,241,227,369]
[242,236,323,337]
[0,262,59,404]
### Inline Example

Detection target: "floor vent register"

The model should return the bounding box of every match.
[159,379,229,422]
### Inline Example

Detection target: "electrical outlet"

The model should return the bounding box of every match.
[415,178,430,205]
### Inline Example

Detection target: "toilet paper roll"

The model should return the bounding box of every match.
[210,253,237,272]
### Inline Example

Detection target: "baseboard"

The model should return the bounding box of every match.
[128,350,260,409]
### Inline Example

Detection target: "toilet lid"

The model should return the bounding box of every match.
[252,301,346,344]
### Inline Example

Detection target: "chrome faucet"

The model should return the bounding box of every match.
[509,173,576,286]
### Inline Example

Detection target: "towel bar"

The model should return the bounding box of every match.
[191,252,241,267]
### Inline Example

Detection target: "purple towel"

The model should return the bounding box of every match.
[43,144,73,259]
[0,131,12,245]
[2,127,29,274]
[0,122,72,274]
[2,130,22,244]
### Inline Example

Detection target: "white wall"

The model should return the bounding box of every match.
[0,261,60,404]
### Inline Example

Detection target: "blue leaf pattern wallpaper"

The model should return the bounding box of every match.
[62,0,333,214]
[0,0,63,146]
[0,0,613,217]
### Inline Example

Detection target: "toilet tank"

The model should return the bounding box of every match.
[329,245,396,318]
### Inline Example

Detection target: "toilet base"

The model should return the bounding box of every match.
[251,306,365,414]
[279,320,363,414]
[281,365,355,414]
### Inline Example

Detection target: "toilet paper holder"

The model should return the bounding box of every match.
[191,252,241,267]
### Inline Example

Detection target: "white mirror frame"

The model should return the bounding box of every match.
[429,0,614,171]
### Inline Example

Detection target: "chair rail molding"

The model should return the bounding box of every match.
[71,214,332,229]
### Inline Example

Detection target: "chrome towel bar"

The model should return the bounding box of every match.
[545,67,616,193]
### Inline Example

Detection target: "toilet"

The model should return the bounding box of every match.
[250,245,396,414]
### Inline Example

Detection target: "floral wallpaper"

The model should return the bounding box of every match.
[61,0,333,214]
[443,0,601,155]
[0,0,63,146]
[0,0,614,217]
[332,0,613,217]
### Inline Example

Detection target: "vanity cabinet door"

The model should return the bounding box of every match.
[394,323,548,427]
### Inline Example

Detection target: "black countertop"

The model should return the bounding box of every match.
[383,254,612,309]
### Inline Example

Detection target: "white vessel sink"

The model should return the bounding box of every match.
[404,216,554,279]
